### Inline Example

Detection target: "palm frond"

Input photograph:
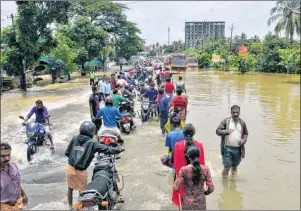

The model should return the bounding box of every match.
[268,14,283,25]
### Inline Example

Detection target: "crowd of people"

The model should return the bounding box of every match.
[0,62,249,210]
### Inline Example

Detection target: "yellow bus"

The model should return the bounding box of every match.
[170,54,187,72]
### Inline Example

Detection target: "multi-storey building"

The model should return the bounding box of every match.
[185,21,225,49]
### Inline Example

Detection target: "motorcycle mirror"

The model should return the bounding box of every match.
[116,156,121,160]
[19,116,25,120]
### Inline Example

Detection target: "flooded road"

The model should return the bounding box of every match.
[1,68,300,210]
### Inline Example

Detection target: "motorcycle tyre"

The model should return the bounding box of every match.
[27,144,36,162]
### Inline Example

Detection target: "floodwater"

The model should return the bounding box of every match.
[1,68,300,210]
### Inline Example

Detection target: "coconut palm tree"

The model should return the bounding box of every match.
[267,0,300,43]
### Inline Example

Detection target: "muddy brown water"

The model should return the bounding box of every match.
[1,68,300,210]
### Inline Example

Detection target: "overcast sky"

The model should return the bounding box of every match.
[1,1,278,45]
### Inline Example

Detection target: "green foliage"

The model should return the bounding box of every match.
[249,42,263,55]
[115,21,144,59]
[46,33,77,74]
[256,32,291,73]
[268,0,300,42]
[245,54,258,72]
[183,49,200,58]
[198,53,211,68]
[228,55,240,68]
[278,48,301,74]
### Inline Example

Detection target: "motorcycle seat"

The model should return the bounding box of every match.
[84,176,111,197]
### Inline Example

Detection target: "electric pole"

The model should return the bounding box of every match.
[10,14,14,23]
[168,27,170,46]
[9,13,27,91]
[229,23,235,53]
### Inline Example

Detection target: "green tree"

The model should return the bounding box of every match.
[115,21,144,59]
[278,48,301,74]
[198,53,211,68]
[46,33,77,75]
[249,42,263,55]
[268,0,300,43]
[70,1,128,34]
[256,32,291,73]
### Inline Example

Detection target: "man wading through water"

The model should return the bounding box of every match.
[216,105,249,177]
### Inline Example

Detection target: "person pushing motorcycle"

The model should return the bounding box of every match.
[24,100,54,150]
[65,121,124,209]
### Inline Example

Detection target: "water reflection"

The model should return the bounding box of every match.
[218,178,243,210]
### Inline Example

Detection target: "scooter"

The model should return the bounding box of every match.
[19,115,52,162]
[118,102,135,134]
[140,98,150,123]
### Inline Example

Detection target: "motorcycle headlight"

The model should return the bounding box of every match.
[27,131,35,138]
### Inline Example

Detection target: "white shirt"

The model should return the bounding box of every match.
[226,118,242,147]
[98,80,104,92]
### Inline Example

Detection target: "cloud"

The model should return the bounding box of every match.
[1,1,277,45]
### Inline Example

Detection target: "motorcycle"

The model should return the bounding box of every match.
[19,115,52,162]
[120,94,135,114]
[140,98,150,123]
[75,150,125,210]
[118,102,135,134]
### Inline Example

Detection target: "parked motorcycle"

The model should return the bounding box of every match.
[19,115,52,162]
[75,152,125,210]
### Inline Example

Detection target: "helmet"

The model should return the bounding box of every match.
[183,123,195,137]
[171,116,181,127]
[105,96,114,106]
[80,121,96,138]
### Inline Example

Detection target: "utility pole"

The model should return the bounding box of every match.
[10,14,14,23]
[9,13,27,91]
[229,23,235,53]
[168,27,170,46]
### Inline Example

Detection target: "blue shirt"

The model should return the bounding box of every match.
[27,106,49,123]
[96,106,123,127]
[140,88,147,96]
[144,88,158,102]
[102,82,111,95]
[159,96,169,115]
[165,130,185,151]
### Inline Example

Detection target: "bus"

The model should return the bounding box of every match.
[170,53,187,71]
[163,55,171,69]
[187,57,198,67]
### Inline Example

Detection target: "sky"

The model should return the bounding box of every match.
[1,1,278,46]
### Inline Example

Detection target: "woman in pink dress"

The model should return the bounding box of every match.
[173,146,214,210]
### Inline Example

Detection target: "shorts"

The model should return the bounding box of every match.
[97,125,120,137]
[222,146,241,168]
[43,125,51,136]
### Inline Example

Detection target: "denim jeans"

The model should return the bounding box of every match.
[159,113,168,133]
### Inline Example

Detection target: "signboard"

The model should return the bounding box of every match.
[239,46,248,59]
[212,54,221,62]
[138,51,148,55]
